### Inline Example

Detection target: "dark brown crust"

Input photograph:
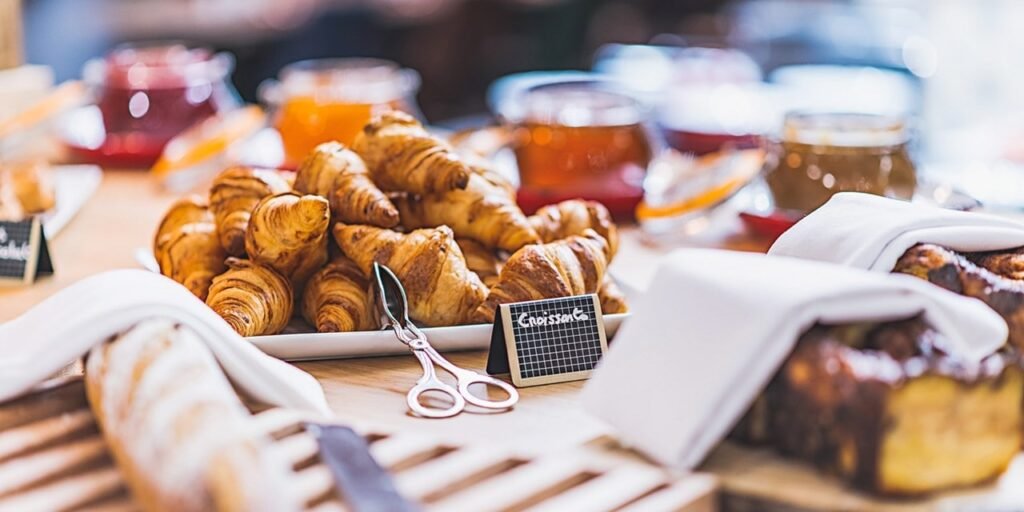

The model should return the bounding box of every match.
[893,243,1024,349]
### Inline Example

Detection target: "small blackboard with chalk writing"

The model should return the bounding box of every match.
[0,218,53,285]
[486,294,608,387]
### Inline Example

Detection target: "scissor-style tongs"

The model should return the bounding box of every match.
[373,263,519,418]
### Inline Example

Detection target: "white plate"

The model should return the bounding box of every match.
[248,314,630,362]
[42,164,103,238]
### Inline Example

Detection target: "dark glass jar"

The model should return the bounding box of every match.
[765,112,916,213]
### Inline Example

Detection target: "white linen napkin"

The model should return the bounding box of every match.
[0,269,330,414]
[581,249,1007,471]
[769,192,1024,271]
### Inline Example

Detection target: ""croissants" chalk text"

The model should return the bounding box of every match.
[517,308,590,329]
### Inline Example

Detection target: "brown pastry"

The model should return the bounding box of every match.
[302,256,376,332]
[245,192,330,288]
[892,243,1024,349]
[474,229,610,323]
[153,196,227,301]
[0,176,24,221]
[84,320,299,511]
[209,166,292,257]
[206,258,293,336]
[597,275,628,314]
[738,317,1023,496]
[5,161,55,213]
[529,199,619,259]
[294,141,399,228]
[351,111,471,195]
[970,247,1024,280]
[395,169,540,252]
[457,238,502,287]
[333,223,487,326]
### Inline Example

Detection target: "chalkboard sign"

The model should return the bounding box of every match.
[0,218,52,285]
[486,294,608,387]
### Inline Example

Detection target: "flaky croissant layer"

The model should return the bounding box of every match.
[333,223,487,326]
[209,166,292,257]
[245,192,330,288]
[295,141,399,228]
[474,229,610,323]
[302,256,376,332]
[153,196,226,301]
[206,258,294,336]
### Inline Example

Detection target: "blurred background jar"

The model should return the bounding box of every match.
[499,79,655,217]
[764,111,916,213]
[260,58,421,167]
[78,42,238,167]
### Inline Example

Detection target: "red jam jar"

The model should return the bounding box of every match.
[79,42,239,167]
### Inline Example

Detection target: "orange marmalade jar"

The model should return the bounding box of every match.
[260,58,421,166]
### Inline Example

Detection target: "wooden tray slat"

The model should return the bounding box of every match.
[525,465,668,512]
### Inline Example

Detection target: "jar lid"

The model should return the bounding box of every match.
[497,77,646,127]
[83,42,233,90]
[261,58,420,105]
[782,111,908,147]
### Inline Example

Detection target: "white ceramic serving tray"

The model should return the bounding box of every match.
[248,314,630,362]
[42,164,103,238]
[134,248,630,361]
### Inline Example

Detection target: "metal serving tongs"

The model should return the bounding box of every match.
[372,263,519,418]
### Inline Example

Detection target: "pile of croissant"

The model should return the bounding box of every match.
[153,112,627,337]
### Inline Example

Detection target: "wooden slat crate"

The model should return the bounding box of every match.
[0,378,716,512]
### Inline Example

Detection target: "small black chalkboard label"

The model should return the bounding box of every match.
[486,294,608,387]
[0,218,53,285]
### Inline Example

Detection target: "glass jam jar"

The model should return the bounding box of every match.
[764,112,916,213]
[81,42,238,167]
[501,80,655,216]
[261,58,421,167]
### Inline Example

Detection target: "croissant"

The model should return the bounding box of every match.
[333,224,487,326]
[294,141,399,228]
[302,256,376,332]
[395,170,540,252]
[457,238,502,287]
[245,192,330,287]
[209,166,292,257]
[474,229,610,323]
[153,196,226,301]
[530,199,619,259]
[598,275,628,314]
[352,111,470,195]
[206,258,293,336]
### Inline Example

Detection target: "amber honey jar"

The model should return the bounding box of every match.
[503,81,654,216]
[765,112,916,213]
[260,58,420,167]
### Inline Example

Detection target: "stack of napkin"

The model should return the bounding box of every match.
[583,248,1008,470]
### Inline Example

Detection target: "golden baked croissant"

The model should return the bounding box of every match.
[351,111,471,195]
[5,161,55,213]
[85,320,299,512]
[530,199,619,259]
[474,229,610,323]
[206,258,293,336]
[302,256,376,332]
[245,192,330,287]
[209,166,292,257]
[395,169,540,252]
[598,275,628,314]
[457,238,502,287]
[153,196,227,301]
[294,141,400,228]
[333,224,487,326]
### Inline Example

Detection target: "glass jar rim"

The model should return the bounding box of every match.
[82,42,233,90]
[265,57,420,105]
[500,79,646,127]
[782,111,908,147]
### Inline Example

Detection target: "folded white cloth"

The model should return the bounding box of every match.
[769,192,1024,271]
[0,269,329,414]
[581,249,1007,471]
